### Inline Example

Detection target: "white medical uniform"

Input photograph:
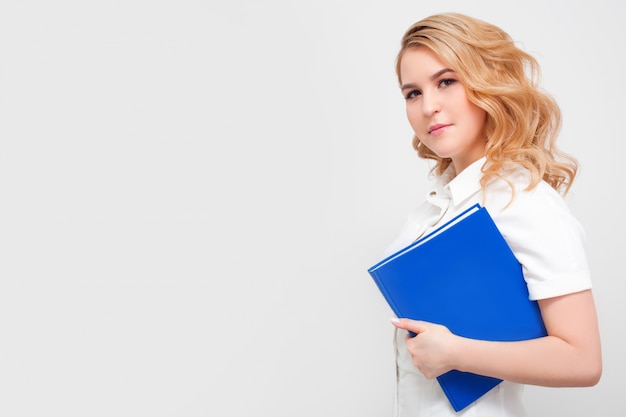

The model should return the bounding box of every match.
[383,158,592,417]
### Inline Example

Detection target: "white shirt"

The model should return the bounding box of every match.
[384,158,592,417]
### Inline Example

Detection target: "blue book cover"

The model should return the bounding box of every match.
[368,204,547,412]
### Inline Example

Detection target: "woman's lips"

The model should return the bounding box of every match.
[428,124,451,136]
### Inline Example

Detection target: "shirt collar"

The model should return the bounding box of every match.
[431,157,485,207]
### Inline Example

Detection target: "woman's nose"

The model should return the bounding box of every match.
[421,92,441,116]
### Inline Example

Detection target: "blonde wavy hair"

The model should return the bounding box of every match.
[396,13,577,195]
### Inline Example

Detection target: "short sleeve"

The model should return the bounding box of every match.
[486,180,592,301]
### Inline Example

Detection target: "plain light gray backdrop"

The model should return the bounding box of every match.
[0,1,622,416]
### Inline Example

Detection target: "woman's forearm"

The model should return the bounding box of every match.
[453,334,601,387]
[453,290,602,387]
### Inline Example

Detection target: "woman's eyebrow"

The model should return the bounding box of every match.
[430,68,455,80]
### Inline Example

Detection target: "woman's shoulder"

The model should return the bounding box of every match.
[485,165,570,215]
[484,167,584,247]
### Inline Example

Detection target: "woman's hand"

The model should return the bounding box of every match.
[391,290,602,386]
[391,318,461,379]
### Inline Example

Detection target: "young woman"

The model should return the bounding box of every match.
[381,13,602,416]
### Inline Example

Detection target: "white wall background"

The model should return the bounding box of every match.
[0,1,622,416]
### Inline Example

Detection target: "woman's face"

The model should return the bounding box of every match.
[399,47,487,173]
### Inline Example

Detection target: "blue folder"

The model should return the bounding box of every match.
[368,204,547,412]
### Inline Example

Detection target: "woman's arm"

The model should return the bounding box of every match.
[392,289,602,386]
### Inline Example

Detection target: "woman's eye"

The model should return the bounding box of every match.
[439,78,457,88]
[405,89,421,100]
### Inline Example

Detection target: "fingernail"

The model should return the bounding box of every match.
[390,317,400,324]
